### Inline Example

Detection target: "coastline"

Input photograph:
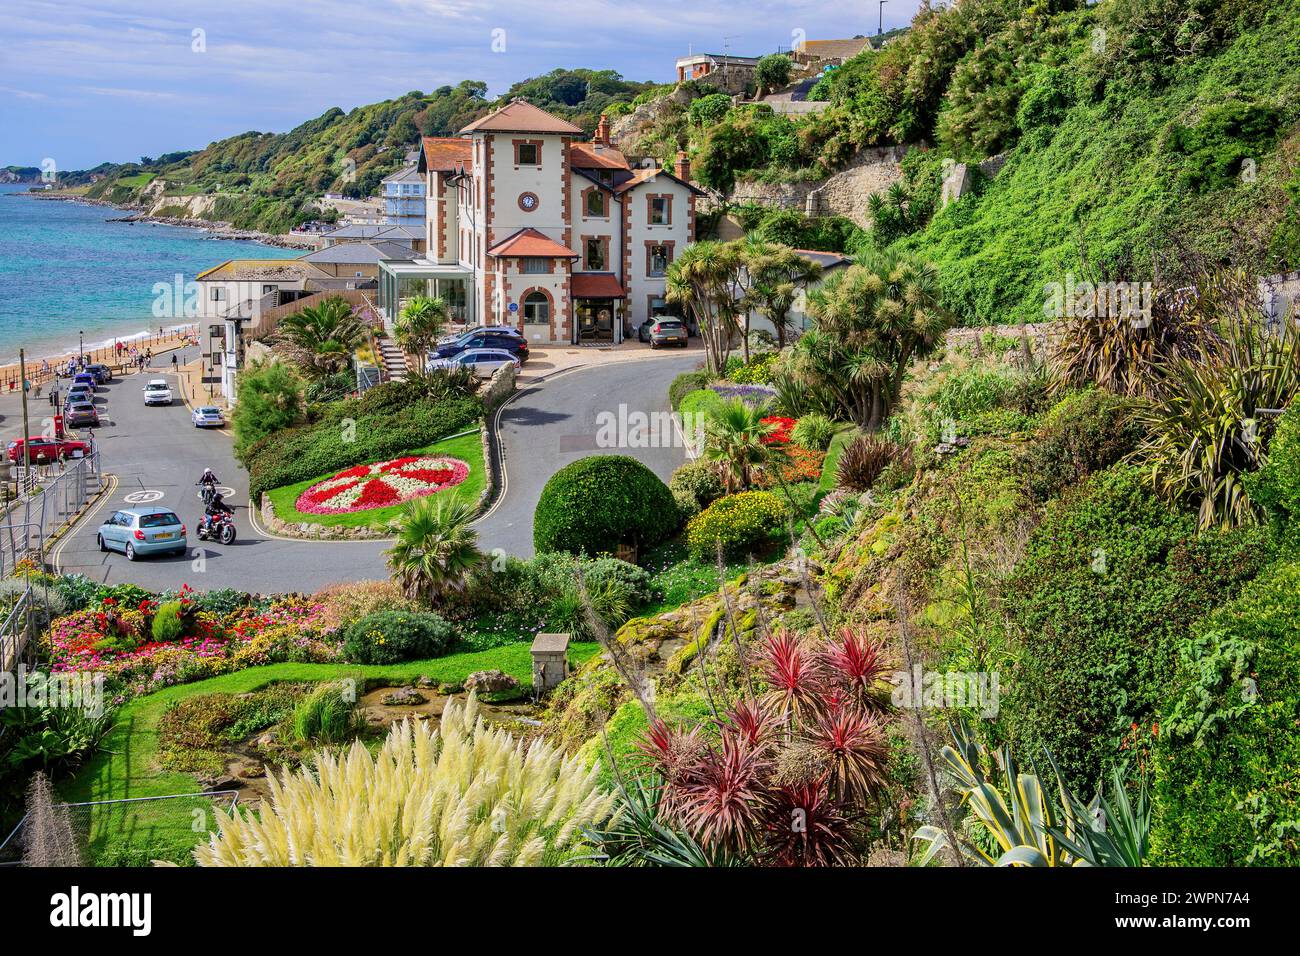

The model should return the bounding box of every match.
[26,191,315,250]
[0,324,199,391]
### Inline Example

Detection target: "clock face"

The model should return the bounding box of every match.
[518,192,539,211]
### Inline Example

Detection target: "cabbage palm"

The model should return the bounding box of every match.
[275,296,366,379]
[385,496,484,607]
[666,240,743,375]
[704,398,775,492]
[792,254,951,429]
[743,245,824,349]
[396,296,449,372]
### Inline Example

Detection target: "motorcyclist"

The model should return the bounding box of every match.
[198,468,219,487]
[205,491,234,517]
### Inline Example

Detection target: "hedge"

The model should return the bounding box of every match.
[533,456,679,556]
[686,490,788,560]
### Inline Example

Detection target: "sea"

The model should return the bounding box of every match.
[0,183,301,365]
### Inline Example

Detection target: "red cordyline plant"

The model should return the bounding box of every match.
[636,626,893,866]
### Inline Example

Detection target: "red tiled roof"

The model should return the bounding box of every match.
[571,273,627,298]
[486,227,578,259]
[460,99,584,135]
[571,142,629,171]
[615,166,707,196]
[421,136,471,172]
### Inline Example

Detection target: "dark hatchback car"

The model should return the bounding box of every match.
[431,330,529,362]
[646,317,689,348]
[84,363,113,384]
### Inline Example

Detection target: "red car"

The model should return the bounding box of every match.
[6,436,92,465]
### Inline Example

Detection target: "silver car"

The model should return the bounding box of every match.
[427,348,521,378]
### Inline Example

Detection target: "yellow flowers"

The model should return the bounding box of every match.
[194,693,617,866]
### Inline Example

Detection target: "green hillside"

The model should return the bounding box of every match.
[82,69,657,233]
[631,0,1299,326]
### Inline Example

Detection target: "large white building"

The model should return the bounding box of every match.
[378,98,703,344]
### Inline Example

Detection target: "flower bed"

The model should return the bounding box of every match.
[295,455,470,515]
[761,415,796,445]
[45,592,338,701]
[708,383,778,408]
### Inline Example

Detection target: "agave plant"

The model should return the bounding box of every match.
[914,720,1150,867]
[195,694,617,866]
[1129,273,1300,529]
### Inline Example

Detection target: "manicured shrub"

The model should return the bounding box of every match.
[686,490,789,560]
[669,459,725,514]
[582,557,654,608]
[1151,559,1300,866]
[533,456,679,556]
[1003,465,1273,789]
[725,351,780,385]
[791,413,835,451]
[677,387,725,426]
[669,370,712,410]
[1016,389,1143,501]
[340,609,457,665]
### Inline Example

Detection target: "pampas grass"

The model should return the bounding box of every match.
[194,693,616,866]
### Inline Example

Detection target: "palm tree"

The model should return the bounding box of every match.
[791,253,951,429]
[276,296,367,378]
[396,296,449,372]
[704,398,775,492]
[665,241,743,375]
[385,496,484,607]
[743,245,824,349]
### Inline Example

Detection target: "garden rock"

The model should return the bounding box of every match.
[464,670,519,694]
[381,686,426,706]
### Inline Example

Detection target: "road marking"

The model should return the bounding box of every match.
[123,489,164,503]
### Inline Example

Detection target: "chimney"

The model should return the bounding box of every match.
[674,150,691,182]
[594,114,611,147]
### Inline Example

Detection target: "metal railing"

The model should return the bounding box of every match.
[0,451,101,578]
[0,790,241,866]
[0,586,34,674]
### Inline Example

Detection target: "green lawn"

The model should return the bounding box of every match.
[58,641,599,865]
[817,425,860,496]
[266,430,485,529]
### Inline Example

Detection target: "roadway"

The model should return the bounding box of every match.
[22,352,696,593]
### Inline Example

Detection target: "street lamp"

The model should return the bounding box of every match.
[78,329,84,366]
[878,0,887,35]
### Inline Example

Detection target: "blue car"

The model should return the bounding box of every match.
[97,507,187,560]
[431,330,528,362]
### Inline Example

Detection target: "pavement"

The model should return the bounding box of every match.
[5,347,701,593]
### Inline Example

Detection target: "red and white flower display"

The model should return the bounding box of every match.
[295,455,470,515]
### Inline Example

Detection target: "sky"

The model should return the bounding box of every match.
[0,0,926,170]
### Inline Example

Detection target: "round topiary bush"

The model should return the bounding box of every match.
[341,609,457,665]
[669,370,712,410]
[686,490,788,560]
[533,455,679,556]
[669,460,725,513]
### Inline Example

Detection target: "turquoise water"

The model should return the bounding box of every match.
[0,183,300,364]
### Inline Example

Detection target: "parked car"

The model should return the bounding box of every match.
[64,384,95,406]
[191,406,225,428]
[84,363,113,384]
[639,315,693,343]
[432,330,529,362]
[142,379,173,406]
[64,401,100,428]
[96,507,187,560]
[6,436,91,464]
[437,325,524,344]
[647,317,689,349]
[427,348,522,378]
[72,372,101,392]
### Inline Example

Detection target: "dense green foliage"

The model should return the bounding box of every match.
[1002,464,1272,788]
[340,609,457,665]
[241,378,481,501]
[232,360,306,459]
[1151,559,1300,865]
[533,456,679,556]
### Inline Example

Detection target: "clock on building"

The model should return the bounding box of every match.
[518,192,539,212]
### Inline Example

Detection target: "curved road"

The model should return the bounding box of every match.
[47,354,698,592]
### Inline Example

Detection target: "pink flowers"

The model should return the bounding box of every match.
[295,455,470,515]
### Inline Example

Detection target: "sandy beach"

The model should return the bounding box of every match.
[0,324,199,393]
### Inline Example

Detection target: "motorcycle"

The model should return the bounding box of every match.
[197,482,218,508]
[196,509,237,545]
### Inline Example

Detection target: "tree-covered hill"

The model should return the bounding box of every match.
[79,69,657,233]
[627,0,1300,326]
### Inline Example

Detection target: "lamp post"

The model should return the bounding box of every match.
[878,0,887,35]
[78,329,84,366]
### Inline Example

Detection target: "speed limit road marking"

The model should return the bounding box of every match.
[123,489,164,504]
